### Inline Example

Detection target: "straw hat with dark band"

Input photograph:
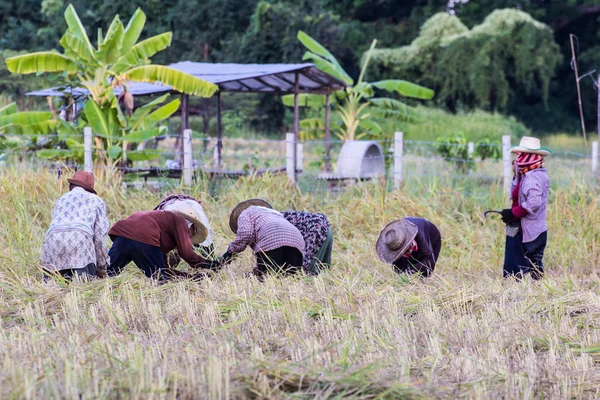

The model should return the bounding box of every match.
[229,199,272,233]
[375,218,419,263]
[67,171,97,194]
[508,136,551,157]
[163,199,209,244]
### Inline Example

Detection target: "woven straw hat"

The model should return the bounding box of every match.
[375,218,419,263]
[229,199,272,233]
[509,136,551,157]
[164,199,209,244]
[67,171,96,194]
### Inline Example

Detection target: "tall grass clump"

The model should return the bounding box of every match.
[1,167,600,398]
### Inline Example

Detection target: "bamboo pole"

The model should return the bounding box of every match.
[570,34,588,147]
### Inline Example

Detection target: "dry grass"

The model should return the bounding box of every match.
[1,167,600,399]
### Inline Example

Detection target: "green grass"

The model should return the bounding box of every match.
[1,167,600,398]
[378,106,531,142]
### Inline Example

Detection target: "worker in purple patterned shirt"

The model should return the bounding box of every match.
[500,136,550,280]
[220,199,305,279]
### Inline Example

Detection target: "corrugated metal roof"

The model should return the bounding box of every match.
[26,62,347,97]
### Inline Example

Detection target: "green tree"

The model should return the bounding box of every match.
[370,10,561,114]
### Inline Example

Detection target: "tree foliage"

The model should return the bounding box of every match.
[370,9,561,115]
[0,0,599,133]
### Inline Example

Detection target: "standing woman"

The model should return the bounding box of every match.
[281,210,333,275]
[500,136,550,279]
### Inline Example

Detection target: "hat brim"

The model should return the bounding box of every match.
[67,178,97,194]
[375,219,418,264]
[508,146,551,157]
[172,210,209,244]
[229,199,272,233]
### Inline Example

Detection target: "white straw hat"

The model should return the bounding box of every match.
[163,200,209,244]
[509,136,551,157]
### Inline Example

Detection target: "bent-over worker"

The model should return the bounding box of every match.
[221,199,305,279]
[41,171,109,281]
[376,217,441,277]
[281,210,333,275]
[107,204,219,281]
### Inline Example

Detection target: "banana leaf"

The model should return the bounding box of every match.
[126,149,162,161]
[121,127,162,143]
[127,65,218,98]
[64,5,95,59]
[112,33,173,74]
[84,99,112,137]
[0,103,17,116]
[107,145,121,159]
[6,52,78,75]
[121,8,146,55]
[372,80,435,100]
[96,15,125,64]
[37,149,74,159]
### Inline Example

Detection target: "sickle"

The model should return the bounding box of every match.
[484,210,502,219]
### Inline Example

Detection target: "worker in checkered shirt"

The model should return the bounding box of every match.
[221,199,305,279]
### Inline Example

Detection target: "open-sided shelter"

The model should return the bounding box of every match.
[27,62,348,176]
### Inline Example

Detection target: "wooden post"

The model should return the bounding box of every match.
[393,131,403,189]
[180,94,189,167]
[592,141,598,175]
[84,127,93,173]
[286,133,296,183]
[502,135,512,197]
[216,91,223,169]
[293,73,299,183]
[468,142,475,159]
[325,91,331,172]
[183,128,193,186]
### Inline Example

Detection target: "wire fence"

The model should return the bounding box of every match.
[1,132,597,197]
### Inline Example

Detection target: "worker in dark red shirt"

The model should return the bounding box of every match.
[107,205,219,280]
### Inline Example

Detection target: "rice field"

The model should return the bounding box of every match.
[1,167,600,399]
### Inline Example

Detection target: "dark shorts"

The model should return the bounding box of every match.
[108,236,167,280]
[255,246,303,279]
[504,227,546,280]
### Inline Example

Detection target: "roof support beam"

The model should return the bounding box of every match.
[252,76,283,92]
[217,91,223,169]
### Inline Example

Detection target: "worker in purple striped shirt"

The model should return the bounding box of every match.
[221,199,305,279]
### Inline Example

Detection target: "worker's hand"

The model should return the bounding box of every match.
[199,259,222,270]
[500,208,515,224]
[221,251,233,265]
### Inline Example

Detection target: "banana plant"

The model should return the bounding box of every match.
[0,102,62,162]
[5,4,218,162]
[283,31,435,141]
[42,94,180,164]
